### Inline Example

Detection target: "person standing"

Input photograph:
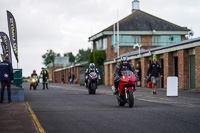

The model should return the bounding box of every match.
[40,67,49,90]
[61,74,64,84]
[0,56,13,104]
[147,55,163,94]
[135,63,141,87]
[69,72,75,84]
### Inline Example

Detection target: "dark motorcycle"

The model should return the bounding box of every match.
[113,70,136,108]
[87,72,98,94]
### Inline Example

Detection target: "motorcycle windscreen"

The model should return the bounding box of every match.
[121,70,133,76]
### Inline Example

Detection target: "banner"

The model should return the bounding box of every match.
[7,10,18,62]
[0,32,12,63]
[1,54,5,61]
[1,42,5,55]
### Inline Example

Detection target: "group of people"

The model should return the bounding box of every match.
[0,54,162,104]
[30,67,49,90]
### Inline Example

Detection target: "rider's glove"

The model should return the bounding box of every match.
[115,76,121,82]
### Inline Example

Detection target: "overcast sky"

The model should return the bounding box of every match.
[0,0,199,77]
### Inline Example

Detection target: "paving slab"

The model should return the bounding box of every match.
[0,102,38,133]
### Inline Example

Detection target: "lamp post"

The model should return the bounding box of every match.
[133,43,142,55]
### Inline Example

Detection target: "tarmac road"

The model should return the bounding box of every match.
[24,83,200,133]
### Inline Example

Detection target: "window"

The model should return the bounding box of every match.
[98,39,103,50]
[171,35,181,43]
[112,35,141,46]
[95,38,107,50]
[103,38,107,49]
[161,36,171,45]
[152,36,161,45]
[160,35,181,45]
[112,35,119,46]
[120,35,133,46]
[133,36,141,44]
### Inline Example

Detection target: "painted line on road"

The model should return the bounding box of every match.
[137,98,179,104]
[26,102,46,133]
[137,98,195,107]
[49,85,63,88]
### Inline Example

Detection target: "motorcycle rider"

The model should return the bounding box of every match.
[31,70,37,77]
[30,70,38,89]
[113,56,139,95]
[85,63,100,87]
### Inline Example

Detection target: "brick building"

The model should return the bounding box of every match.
[104,37,200,90]
[54,62,88,84]
[48,56,70,81]
[89,0,189,61]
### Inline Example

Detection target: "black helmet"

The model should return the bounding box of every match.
[33,70,36,73]
[89,63,95,70]
[121,56,129,66]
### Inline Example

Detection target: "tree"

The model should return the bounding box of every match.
[92,50,106,66]
[56,53,61,57]
[64,52,75,63]
[88,52,93,64]
[75,48,91,63]
[42,49,56,67]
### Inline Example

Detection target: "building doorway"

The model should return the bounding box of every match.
[189,55,195,89]
[174,57,178,77]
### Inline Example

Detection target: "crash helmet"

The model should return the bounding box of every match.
[33,70,36,73]
[89,63,95,71]
[121,56,129,66]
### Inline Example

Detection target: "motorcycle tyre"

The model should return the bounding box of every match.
[117,98,125,106]
[128,89,134,108]
[92,83,96,95]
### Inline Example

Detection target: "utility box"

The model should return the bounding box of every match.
[167,77,178,96]
[12,69,23,88]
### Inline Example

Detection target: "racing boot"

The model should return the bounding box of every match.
[112,86,118,95]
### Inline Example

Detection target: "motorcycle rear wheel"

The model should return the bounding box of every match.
[117,98,125,106]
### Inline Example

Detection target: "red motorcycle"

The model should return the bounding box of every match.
[114,70,136,108]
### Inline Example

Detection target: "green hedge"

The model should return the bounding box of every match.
[88,50,106,66]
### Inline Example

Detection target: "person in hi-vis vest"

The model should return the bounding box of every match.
[40,67,49,90]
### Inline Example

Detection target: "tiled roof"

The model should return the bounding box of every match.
[105,10,189,31]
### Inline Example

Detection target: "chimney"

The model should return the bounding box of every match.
[132,0,140,13]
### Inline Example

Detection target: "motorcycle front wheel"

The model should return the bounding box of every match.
[92,83,96,94]
[128,89,134,108]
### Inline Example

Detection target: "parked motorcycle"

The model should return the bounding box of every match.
[113,70,136,108]
[30,75,38,90]
[87,72,98,94]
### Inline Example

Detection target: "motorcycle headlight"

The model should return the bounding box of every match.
[32,79,36,82]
